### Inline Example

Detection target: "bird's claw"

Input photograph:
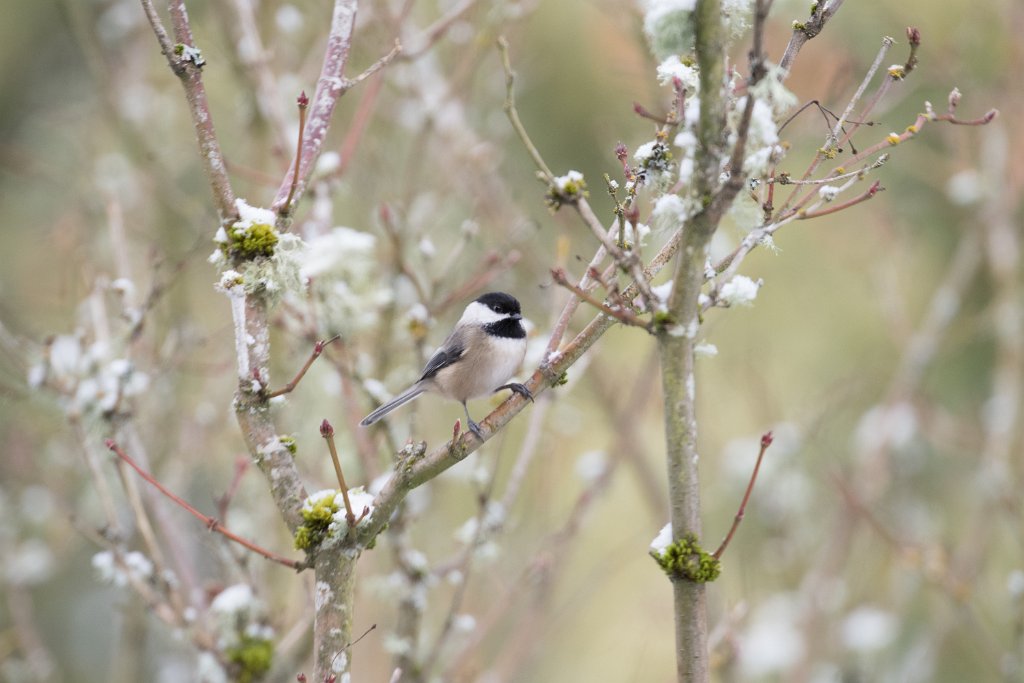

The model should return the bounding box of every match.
[498,382,534,403]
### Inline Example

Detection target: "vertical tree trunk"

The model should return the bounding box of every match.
[658,233,712,683]
[657,2,726,680]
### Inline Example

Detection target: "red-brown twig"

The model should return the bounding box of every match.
[270,0,358,214]
[215,455,250,520]
[776,104,996,223]
[335,73,384,179]
[797,180,883,220]
[105,439,304,569]
[281,91,309,216]
[140,0,237,222]
[267,335,340,398]
[714,431,774,559]
[550,268,652,331]
[320,420,355,525]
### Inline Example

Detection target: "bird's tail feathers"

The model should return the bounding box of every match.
[360,384,426,426]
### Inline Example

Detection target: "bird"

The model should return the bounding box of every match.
[360,292,533,439]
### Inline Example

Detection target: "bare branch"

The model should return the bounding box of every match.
[714,432,774,559]
[497,36,555,182]
[141,0,237,222]
[778,0,847,73]
[272,0,359,216]
[105,439,305,570]
[267,335,340,398]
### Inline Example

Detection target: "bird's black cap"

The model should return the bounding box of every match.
[475,292,521,315]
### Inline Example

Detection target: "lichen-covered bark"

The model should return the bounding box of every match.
[313,547,360,679]
[656,1,727,681]
[233,296,308,532]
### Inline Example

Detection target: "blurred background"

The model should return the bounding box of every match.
[0,0,1020,681]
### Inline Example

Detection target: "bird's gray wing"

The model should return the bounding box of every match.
[418,329,467,381]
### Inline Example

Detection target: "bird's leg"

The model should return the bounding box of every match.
[496,382,533,402]
[463,402,484,440]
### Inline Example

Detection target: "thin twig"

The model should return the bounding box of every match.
[776,36,893,218]
[266,334,340,398]
[498,37,655,310]
[575,198,658,311]
[281,92,309,216]
[768,154,888,185]
[778,0,846,72]
[497,36,554,182]
[777,105,996,223]
[105,439,304,569]
[714,432,773,559]
[550,269,652,331]
[797,180,882,219]
[143,0,238,222]
[271,0,359,215]
[402,0,478,59]
[348,40,402,87]
[320,420,356,525]
[215,456,250,520]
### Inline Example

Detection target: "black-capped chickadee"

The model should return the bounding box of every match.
[360,292,533,439]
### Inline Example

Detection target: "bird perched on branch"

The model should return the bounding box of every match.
[360,292,533,438]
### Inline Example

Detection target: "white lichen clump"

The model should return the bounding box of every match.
[650,522,673,555]
[652,194,699,232]
[28,335,150,418]
[553,170,585,193]
[642,0,697,59]
[818,185,840,202]
[209,583,275,650]
[719,275,761,306]
[300,226,391,333]
[92,550,154,587]
[656,55,700,92]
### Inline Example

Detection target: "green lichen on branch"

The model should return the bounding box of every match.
[545,170,589,211]
[294,490,339,550]
[225,634,273,683]
[222,221,279,261]
[651,533,721,583]
[279,435,297,455]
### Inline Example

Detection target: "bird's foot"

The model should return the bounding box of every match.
[497,382,533,402]
[467,418,484,440]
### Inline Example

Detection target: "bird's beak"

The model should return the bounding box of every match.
[511,313,522,320]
